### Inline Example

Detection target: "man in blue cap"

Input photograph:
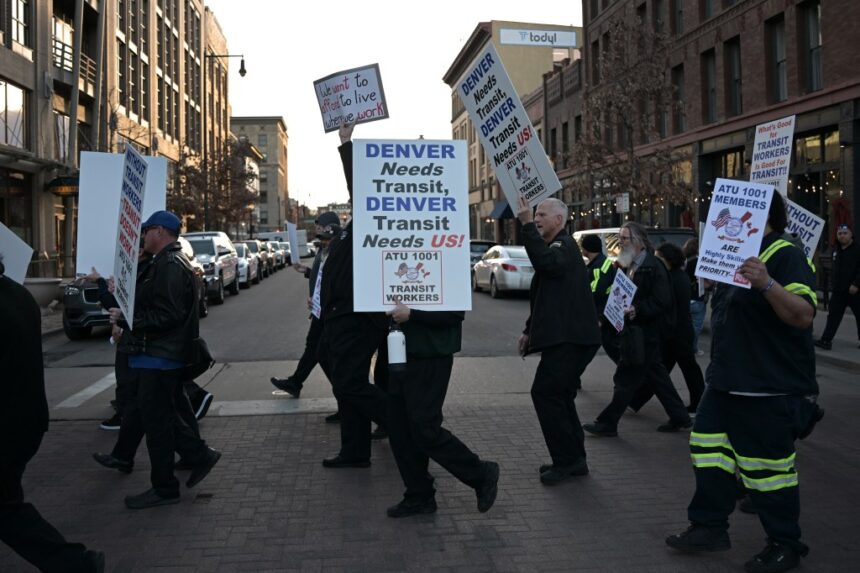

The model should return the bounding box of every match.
[108,210,221,509]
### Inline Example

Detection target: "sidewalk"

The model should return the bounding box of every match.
[3,355,858,572]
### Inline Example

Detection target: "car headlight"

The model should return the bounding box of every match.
[65,286,81,296]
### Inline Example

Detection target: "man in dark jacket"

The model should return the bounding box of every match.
[0,258,105,571]
[584,222,691,437]
[516,196,601,485]
[384,300,499,517]
[108,211,220,509]
[815,223,860,350]
[317,123,389,468]
[580,234,620,364]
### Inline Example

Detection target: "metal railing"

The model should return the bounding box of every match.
[52,38,97,86]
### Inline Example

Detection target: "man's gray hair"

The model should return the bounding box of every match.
[539,197,569,218]
[621,222,651,251]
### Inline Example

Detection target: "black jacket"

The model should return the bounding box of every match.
[628,251,674,339]
[523,225,600,353]
[120,242,199,362]
[830,241,860,293]
[666,265,694,344]
[403,310,464,359]
[0,275,49,460]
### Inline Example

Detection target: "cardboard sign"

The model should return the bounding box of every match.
[287,221,299,264]
[112,146,148,326]
[0,221,33,284]
[695,178,773,288]
[77,152,166,277]
[352,139,471,311]
[785,199,825,258]
[749,115,795,195]
[456,43,560,208]
[314,64,389,133]
[603,270,637,333]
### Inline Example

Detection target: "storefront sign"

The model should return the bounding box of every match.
[499,29,578,47]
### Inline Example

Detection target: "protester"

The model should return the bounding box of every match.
[666,191,819,573]
[628,242,705,413]
[516,196,601,485]
[580,234,620,364]
[0,256,105,572]
[683,238,709,356]
[583,222,692,437]
[815,223,859,350]
[107,211,221,509]
[317,123,389,468]
[384,299,499,517]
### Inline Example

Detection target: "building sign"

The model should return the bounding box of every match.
[112,145,148,325]
[457,43,561,208]
[352,139,471,311]
[615,193,630,214]
[499,29,578,48]
[313,63,389,133]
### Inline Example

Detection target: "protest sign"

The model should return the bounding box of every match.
[287,221,299,265]
[352,139,470,311]
[749,115,794,195]
[314,64,389,133]
[695,178,772,288]
[456,43,560,208]
[0,221,33,284]
[77,152,166,276]
[603,271,637,333]
[112,145,148,325]
[785,199,825,258]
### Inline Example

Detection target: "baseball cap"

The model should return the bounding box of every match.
[141,210,181,234]
[315,211,340,228]
[580,234,603,254]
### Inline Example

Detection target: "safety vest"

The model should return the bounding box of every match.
[758,239,818,306]
[590,257,613,295]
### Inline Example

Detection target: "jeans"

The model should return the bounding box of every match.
[690,300,707,353]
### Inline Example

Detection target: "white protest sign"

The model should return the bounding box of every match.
[0,221,33,284]
[749,115,794,195]
[77,152,166,276]
[785,200,825,258]
[112,146,148,326]
[314,64,389,133]
[456,43,560,207]
[695,178,772,288]
[603,271,637,333]
[352,139,470,311]
[287,221,299,265]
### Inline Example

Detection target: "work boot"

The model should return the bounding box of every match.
[92,452,133,474]
[583,422,618,437]
[386,497,437,518]
[744,539,807,573]
[124,488,180,509]
[540,460,589,485]
[666,524,731,552]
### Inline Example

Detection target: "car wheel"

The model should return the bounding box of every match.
[210,278,226,305]
[490,275,503,299]
[62,315,92,340]
[199,290,209,318]
[253,267,261,284]
[228,273,241,295]
[472,271,482,292]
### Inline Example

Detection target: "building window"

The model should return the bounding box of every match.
[657,96,668,139]
[654,0,666,34]
[803,1,823,92]
[672,0,684,35]
[118,40,127,108]
[591,40,600,84]
[11,0,31,47]
[701,50,716,123]
[258,134,267,147]
[702,0,713,20]
[574,115,582,143]
[725,37,742,116]
[590,0,599,22]
[671,65,686,134]
[0,81,28,149]
[549,127,558,164]
[767,16,787,103]
[562,122,569,168]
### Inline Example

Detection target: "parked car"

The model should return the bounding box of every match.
[182,231,240,304]
[178,236,210,318]
[472,245,534,298]
[470,240,497,266]
[234,242,260,288]
[268,241,287,269]
[279,242,292,265]
[241,239,269,278]
[572,227,698,261]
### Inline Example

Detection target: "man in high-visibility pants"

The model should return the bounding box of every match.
[666,191,820,573]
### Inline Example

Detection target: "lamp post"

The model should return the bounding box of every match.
[202,53,246,230]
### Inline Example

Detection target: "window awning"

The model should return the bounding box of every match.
[489,200,513,220]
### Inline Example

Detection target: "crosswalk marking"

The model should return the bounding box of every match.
[54,372,116,409]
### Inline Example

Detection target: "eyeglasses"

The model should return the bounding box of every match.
[618,235,632,242]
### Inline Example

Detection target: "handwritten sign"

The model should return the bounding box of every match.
[0,221,33,284]
[112,145,148,325]
[749,115,795,195]
[695,178,772,288]
[603,271,637,333]
[352,139,470,311]
[314,64,389,133]
[456,43,560,207]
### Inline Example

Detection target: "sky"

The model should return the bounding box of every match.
[204,0,583,211]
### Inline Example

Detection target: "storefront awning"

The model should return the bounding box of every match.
[489,200,513,220]
[45,176,79,196]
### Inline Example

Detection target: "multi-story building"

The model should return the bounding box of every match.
[230,116,289,233]
[443,21,582,243]
[0,0,237,277]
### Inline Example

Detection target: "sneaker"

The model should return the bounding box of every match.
[271,377,301,398]
[744,539,807,573]
[583,422,618,437]
[386,497,437,518]
[325,412,341,424]
[124,488,180,509]
[194,392,214,420]
[540,460,589,485]
[475,461,500,512]
[99,414,122,431]
[186,447,221,488]
[371,426,388,440]
[814,339,832,350]
[657,419,693,433]
[92,452,133,474]
[666,524,731,553]
[738,496,758,514]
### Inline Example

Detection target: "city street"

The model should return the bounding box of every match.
[2,269,858,571]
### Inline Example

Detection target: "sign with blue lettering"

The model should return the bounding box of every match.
[314,63,389,133]
[352,139,470,311]
[113,145,148,325]
[749,115,795,195]
[456,43,561,208]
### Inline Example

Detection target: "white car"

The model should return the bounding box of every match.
[235,242,260,287]
[471,245,534,298]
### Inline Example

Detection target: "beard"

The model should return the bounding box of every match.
[616,245,636,268]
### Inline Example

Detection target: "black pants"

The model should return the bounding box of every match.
[113,368,207,497]
[182,379,208,415]
[388,355,485,501]
[532,343,599,466]
[322,313,388,460]
[596,333,690,430]
[373,341,389,394]
[290,316,325,387]
[0,436,93,572]
[688,389,810,551]
[628,335,705,411]
[601,322,621,364]
[821,290,860,342]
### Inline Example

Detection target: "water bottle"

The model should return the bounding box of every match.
[387,324,407,373]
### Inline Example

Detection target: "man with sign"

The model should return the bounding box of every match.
[667,192,819,573]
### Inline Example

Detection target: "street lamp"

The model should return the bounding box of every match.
[202,53,246,230]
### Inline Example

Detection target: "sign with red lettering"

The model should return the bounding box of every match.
[314,63,389,133]
[112,145,148,325]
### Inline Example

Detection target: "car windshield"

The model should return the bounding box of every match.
[505,246,528,259]
[244,242,258,253]
[471,243,492,254]
[235,244,247,256]
[188,240,215,256]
